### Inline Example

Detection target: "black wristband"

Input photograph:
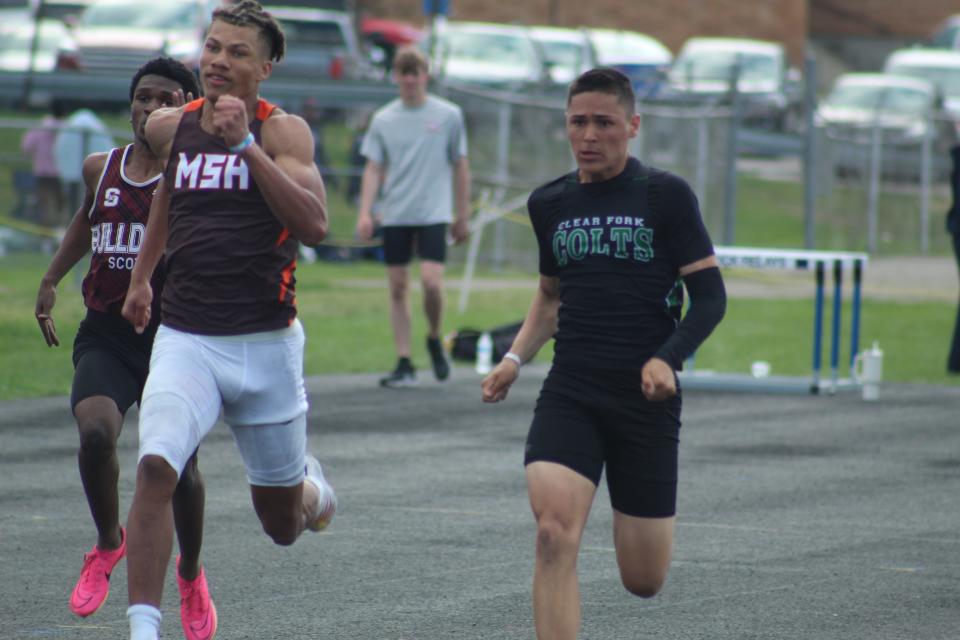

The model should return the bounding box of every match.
[654,266,726,369]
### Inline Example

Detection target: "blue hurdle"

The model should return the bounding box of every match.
[681,246,869,395]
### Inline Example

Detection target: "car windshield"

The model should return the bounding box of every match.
[826,84,931,116]
[80,0,199,30]
[538,40,583,69]
[931,23,960,48]
[670,50,780,83]
[591,31,667,63]
[443,31,533,67]
[886,62,960,98]
[0,21,65,52]
[278,19,347,48]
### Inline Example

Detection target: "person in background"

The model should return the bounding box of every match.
[20,100,67,227]
[54,107,115,220]
[355,46,471,387]
[947,146,960,374]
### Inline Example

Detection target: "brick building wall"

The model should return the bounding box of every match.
[356,0,809,63]
[810,0,956,39]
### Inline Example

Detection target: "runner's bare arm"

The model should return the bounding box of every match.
[143,106,185,168]
[122,176,170,334]
[481,275,561,403]
[35,153,105,347]
[245,112,328,244]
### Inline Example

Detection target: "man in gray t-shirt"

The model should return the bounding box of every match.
[357,46,472,388]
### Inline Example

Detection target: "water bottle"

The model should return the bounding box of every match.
[854,341,883,401]
[475,331,493,375]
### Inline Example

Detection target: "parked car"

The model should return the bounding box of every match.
[929,13,960,49]
[266,6,372,83]
[55,0,220,74]
[815,73,955,180]
[664,37,801,130]
[0,18,75,73]
[0,0,93,26]
[529,26,595,85]
[0,18,76,107]
[430,21,550,89]
[56,0,369,83]
[882,48,960,123]
[585,28,671,97]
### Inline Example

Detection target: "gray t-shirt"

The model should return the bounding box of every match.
[361,95,467,226]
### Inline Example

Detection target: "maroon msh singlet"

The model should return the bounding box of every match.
[161,98,299,335]
[83,144,164,320]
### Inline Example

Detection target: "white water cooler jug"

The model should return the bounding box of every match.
[854,341,883,401]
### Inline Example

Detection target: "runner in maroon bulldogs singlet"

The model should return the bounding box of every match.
[120,3,336,639]
[83,143,165,323]
[34,57,216,640]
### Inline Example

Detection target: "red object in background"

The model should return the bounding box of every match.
[360,17,425,46]
[329,55,344,79]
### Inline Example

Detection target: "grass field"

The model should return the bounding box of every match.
[1,252,957,400]
[2,109,958,398]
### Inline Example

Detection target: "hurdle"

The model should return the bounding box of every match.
[679,246,869,395]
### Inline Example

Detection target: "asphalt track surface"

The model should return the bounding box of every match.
[2,365,960,639]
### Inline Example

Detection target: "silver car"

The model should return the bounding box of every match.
[431,21,550,89]
[665,37,801,130]
[816,73,955,181]
[529,25,595,86]
[55,0,219,74]
[57,0,367,83]
[882,48,960,124]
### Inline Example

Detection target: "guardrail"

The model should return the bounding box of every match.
[0,70,400,110]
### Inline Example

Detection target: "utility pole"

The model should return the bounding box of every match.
[423,0,450,60]
[21,0,47,109]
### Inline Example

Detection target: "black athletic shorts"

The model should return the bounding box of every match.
[525,365,682,518]
[71,309,157,414]
[382,223,448,265]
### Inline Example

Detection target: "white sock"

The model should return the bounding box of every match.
[127,604,161,640]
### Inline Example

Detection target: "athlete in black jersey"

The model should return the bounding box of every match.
[33,58,216,636]
[482,68,727,639]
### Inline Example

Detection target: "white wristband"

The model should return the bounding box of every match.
[229,132,255,154]
[503,352,523,367]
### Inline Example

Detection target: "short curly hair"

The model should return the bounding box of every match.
[211,0,286,62]
[129,56,201,102]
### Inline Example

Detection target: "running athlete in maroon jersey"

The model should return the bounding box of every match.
[482,69,727,639]
[34,57,217,640]
[120,3,334,639]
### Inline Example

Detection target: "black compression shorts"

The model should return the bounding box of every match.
[382,223,448,265]
[525,365,681,518]
[71,309,156,413]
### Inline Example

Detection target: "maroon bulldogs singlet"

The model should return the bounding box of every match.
[83,144,164,318]
[161,98,299,335]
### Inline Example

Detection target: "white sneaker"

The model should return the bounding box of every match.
[304,454,337,532]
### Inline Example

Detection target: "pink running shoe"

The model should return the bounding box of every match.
[69,528,126,617]
[177,556,218,640]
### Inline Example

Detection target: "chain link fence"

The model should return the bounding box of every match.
[1,77,954,262]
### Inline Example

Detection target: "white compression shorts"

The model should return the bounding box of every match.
[138,320,310,487]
